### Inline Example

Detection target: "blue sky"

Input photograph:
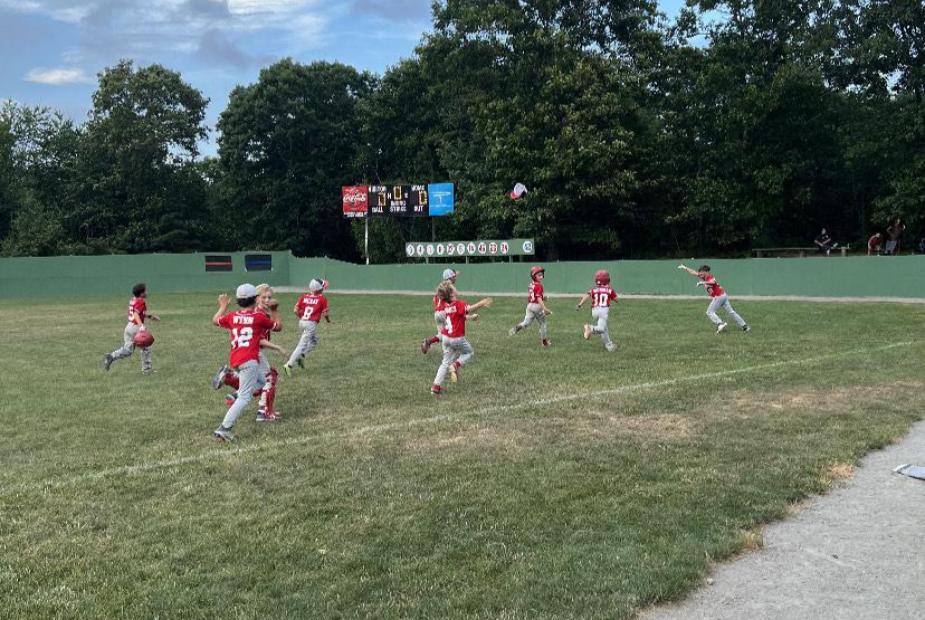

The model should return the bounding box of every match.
[1,0,687,154]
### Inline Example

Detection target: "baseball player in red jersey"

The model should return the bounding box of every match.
[211,283,280,442]
[421,268,458,353]
[677,264,750,334]
[509,265,552,346]
[103,282,160,373]
[575,270,618,352]
[210,284,287,421]
[430,282,492,396]
[284,278,330,376]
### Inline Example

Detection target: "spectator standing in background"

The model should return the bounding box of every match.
[917,236,925,254]
[814,228,838,255]
[885,218,905,255]
[867,232,884,256]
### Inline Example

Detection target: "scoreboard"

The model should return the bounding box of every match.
[368,185,427,217]
[345,183,452,218]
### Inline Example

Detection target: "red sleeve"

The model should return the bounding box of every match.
[294,296,306,317]
[321,297,329,313]
[609,288,617,301]
[217,312,233,329]
[257,313,276,331]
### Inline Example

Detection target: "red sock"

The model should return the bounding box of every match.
[263,368,278,414]
[224,374,240,389]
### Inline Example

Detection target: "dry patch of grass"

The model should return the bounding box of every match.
[726,380,925,419]
[403,425,533,455]
[824,462,856,483]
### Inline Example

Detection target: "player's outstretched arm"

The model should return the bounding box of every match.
[259,339,287,357]
[677,264,698,276]
[575,293,589,310]
[212,293,230,326]
[469,297,493,312]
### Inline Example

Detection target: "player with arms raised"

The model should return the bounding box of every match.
[575,270,618,352]
[677,264,750,334]
[509,265,552,347]
[430,282,492,396]
[211,283,280,442]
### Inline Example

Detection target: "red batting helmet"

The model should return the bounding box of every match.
[594,269,610,285]
[133,329,154,348]
[530,265,545,280]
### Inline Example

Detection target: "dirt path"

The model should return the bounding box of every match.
[639,419,925,620]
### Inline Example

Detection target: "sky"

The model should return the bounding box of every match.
[0,0,687,155]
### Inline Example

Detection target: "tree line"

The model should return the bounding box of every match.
[1,0,922,261]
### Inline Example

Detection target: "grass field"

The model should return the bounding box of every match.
[1,292,923,619]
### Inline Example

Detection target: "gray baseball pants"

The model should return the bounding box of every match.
[706,294,746,327]
[286,319,318,367]
[516,303,547,338]
[220,360,265,429]
[434,337,474,386]
[591,307,616,352]
[109,323,151,371]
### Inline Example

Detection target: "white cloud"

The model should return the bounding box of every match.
[25,67,94,84]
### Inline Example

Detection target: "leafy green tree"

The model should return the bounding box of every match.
[217,59,375,258]
[76,60,210,252]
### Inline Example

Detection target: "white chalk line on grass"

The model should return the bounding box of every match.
[5,340,915,495]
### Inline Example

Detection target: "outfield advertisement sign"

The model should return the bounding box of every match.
[342,183,454,218]
[405,239,535,258]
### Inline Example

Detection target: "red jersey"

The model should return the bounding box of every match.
[588,286,617,308]
[295,293,328,322]
[438,300,469,338]
[258,308,281,341]
[698,273,725,297]
[528,281,544,304]
[217,308,277,367]
[432,293,441,311]
[127,296,146,324]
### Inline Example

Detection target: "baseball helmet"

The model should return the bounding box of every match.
[442,268,458,281]
[594,269,610,285]
[133,329,154,348]
[309,278,324,292]
[530,265,545,280]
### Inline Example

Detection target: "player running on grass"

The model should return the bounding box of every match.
[103,282,159,374]
[283,278,330,377]
[421,268,459,353]
[677,264,750,334]
[430,282,492,396]
[509,265,552,346]
[575,270,618,352]
[211,283,280,442]
[211,285,287,421]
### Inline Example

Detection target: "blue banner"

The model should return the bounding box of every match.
[427,183,455,216]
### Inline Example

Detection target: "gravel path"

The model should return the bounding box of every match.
[640,419,925,620]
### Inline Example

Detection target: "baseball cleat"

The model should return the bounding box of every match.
[583,324,592,340]
[430,385,442,397]
[213,428,235,442]
[211,365,230,390]
[283,364,292,378]
[716,322,728,334]
[743,325,751,332]
[420,338,432,353]
[255,411,278,422]
[448,363,458,383]
[102,354,113,371]
[541,338,550,347]
[508,326,517,336]
[296,356,305,369]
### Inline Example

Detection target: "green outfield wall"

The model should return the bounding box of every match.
[0,251,291,298]
[1,252,922,299]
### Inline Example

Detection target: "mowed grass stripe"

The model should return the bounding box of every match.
[5,339,913,495]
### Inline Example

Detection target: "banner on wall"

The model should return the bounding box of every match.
[405,238,534,259]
